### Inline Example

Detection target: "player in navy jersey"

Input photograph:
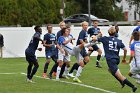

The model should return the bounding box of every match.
[128,31,140,84]
[92,27,137,92]
[88,20,102,68]
[25,26,43,83]
[68,21,90,77]
[42,24,57,78]
[129,20,140,47]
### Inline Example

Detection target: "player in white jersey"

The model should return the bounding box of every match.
[56,27,95,82]
[128,31,140,84]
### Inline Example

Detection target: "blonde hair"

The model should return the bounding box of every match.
[81,21,88,26]
[108,26,116,35]
[59,21,65,26]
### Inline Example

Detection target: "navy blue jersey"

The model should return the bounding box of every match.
[56,30,62,40]
[76,30,88,45]
[26,32,41,54]
[88,27,100,37]
[98,36,125,60]
[44,33,56,51]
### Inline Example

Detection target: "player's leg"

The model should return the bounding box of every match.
[96,48,102,68]
[43,52,52,78]
[107,59,137,92]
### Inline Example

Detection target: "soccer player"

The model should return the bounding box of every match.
[0,33,4,58]
[128,31,140,84]
[88,20,102,68]
[114,24,119,38]
[92,27,137,92]
[57,27,96,82]
[25,26,43,83]
[129,20,140,47]
[68,21,90,77]
[42,24,57,78]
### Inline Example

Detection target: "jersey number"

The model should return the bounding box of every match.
[109,41,118,51]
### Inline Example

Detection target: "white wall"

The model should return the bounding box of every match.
[0,26,136,58]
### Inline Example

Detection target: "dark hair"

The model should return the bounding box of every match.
[61,27,67,35]
[47,24,52,29]
[132,31,140,41]
[34,25,41,31]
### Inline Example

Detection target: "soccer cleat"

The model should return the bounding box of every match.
[42,73,47,78]
[49,73,52,79]
[132,86,137,92]
[56,77,60,81]
[96,64,102,68]
[73,77,82,83]
[67,73,75,78]
[64,75,70,79]
[26,78,35,83]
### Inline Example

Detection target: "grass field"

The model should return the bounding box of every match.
[0,57,139,93]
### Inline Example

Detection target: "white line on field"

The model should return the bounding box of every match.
[0,72,18,74]
[21,72,116,93]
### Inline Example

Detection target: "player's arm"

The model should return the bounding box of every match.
[63,38,75,45]
[129,35,133,47]
[34,33,44,43]
[122,47,127,61]
[128,50,134,63]
[43,40,53,47]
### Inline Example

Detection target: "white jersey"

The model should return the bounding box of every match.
[130,41,140,66]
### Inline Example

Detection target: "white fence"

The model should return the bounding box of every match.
[0,26,136,58]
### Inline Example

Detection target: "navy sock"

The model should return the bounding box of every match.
[69,63,79,73]
[59,63,66,77]
[30,64,39,79]
[50,63,58,75]
[123,79,134,88]
[27,64,33,79]
[97,55,101,62]
[44,62,49,73]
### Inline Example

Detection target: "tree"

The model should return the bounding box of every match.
[127,0,140,19]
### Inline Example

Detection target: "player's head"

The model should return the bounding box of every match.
[115,24,119,32]
[66,25,71,34]
[108,27,116,36]
[92,20,99,27]
[132,31,140,41]
[34,26,42,34]
[47,24,52,33]
[59,21,66,29]
[61,27,69,36]
[137,20,140,26]
[81,21,88,30]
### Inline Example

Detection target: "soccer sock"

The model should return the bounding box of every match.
[84,60,87,65]
[50,63,58,75]
[64,66,69,76]
[97,55,101,61]
[56,66,61,79]
[30,64,39,80]
[131,74,140,79]
[123,79,134,88]
[44,62,49,73]
[113,74,124,86]
[27,64,33,79]
[59,63,66,77]
[69,63,79,73]
[75,66,83,78]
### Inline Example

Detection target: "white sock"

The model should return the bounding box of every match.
[75,66,83,78]
[64,67,69,76]
[56,66,61,79]
[132,74,140,79]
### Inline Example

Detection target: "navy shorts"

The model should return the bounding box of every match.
[90,44,99,51]
[106,58,120,75]
[45,50,57,62]
[25,50,37,63]
[80,48,88,57]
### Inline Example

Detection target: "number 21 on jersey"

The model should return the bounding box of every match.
[109,41,118,51]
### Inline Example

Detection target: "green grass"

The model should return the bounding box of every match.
[0,57,139,93]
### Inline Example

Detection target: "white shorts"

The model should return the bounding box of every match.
[130,61,140,74]
[58,50,71,62]
[66,45,84,63]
